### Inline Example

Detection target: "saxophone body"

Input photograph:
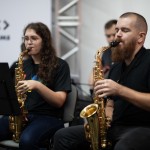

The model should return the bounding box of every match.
[9,50,29,142]
[80,41,119,150]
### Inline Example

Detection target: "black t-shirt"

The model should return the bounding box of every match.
[109,47,150,126]
[23,57,71,118]
[102,48,113,77]
[102,48,112,67]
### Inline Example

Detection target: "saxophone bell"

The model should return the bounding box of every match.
[80,45,113,150]
[80,104,99,150]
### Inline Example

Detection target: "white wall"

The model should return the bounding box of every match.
[0,0,52,67]
[80,0,150,94]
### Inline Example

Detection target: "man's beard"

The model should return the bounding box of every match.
[111,39,136,62]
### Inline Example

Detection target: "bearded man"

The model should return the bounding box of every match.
[95,12,150,150]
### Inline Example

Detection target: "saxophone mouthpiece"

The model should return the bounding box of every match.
[27,49,30,52]
[23,49,29,53]
[26,47,31,52]
[110,41,120,47]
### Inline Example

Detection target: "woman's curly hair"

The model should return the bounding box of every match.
[23,22,58,83]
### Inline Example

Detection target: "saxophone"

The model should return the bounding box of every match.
[80,41,119,150]
[9,49,29,142]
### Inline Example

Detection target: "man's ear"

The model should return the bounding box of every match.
[138,32,146,43]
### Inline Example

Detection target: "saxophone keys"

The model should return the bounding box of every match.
[27,89,32,92]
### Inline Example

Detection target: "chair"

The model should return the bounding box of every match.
[63,84,78,125]
[0,84,78,150]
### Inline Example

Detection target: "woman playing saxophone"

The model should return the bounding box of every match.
[0,22,71,150]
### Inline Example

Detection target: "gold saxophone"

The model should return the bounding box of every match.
[80,41,119,150]
[9,49,29,142]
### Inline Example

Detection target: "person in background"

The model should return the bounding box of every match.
[95,12,150,150]
[0,22,71,150]
[89,19,117,95]
[52,19,117,150]
[102,19,117,76]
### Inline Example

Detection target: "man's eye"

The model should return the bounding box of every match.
[122,28,130,32]
[115,29,119,33]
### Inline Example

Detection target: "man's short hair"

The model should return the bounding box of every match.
[104,19,117,30]
[120,12,148,34]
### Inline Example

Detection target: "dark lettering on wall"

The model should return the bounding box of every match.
[0,35,10,40]
[0,20,9,30]
[3,20,9,30]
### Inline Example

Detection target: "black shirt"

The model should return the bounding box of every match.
[102,48,112,67]
[23,57,71,118]
[109,47,150,126]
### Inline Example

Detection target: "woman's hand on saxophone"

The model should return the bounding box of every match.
[94,79,122,98]
[16,80,39,94]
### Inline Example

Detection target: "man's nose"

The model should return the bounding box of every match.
[116,30,122,37]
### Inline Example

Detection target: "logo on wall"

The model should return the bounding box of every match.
[0,20,10,41]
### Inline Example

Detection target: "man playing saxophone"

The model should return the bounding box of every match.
[95,12,150,150]
[53,12,150,150]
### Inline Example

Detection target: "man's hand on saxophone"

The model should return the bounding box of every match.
[94,79,121,98]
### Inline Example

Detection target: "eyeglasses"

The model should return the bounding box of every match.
[22,36,40,43]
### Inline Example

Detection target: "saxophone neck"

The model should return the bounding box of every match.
[93,41,120,82]
[21,49,29,57]
[18,49,29,63]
